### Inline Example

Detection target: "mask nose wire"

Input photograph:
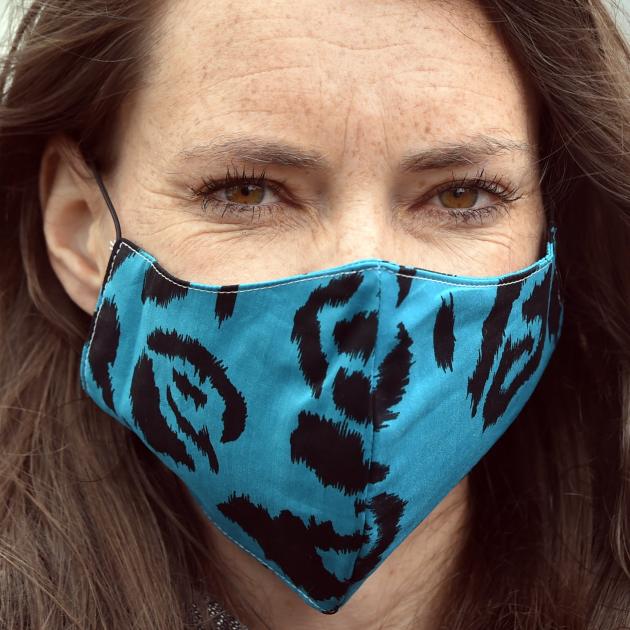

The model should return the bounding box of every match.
[87,160,122,242]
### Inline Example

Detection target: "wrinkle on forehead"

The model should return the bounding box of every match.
[145,0,512,88]
[119,0,537,178]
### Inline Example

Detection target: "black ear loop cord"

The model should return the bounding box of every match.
[544,197,558,260]
[87,160,122,243]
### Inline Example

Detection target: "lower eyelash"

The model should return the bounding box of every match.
[214,201,280,221]
[444,203,511,224]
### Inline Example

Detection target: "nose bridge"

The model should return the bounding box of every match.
[322,82,400,265]
[325,184,395,263]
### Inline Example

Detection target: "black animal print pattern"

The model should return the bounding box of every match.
[81,229,562,613]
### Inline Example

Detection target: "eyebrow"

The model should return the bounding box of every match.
[175,133,532,173]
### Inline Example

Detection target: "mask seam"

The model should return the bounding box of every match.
[116,240,553,293]
[356,266,382,590]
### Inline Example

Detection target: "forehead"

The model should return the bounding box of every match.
[131,0,535,165]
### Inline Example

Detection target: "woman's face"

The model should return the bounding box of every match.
[57,0,545,306]
[38,0,548,618]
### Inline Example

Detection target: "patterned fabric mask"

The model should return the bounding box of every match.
[81,166,563,614]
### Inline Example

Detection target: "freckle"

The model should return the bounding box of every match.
[424,122,432,134]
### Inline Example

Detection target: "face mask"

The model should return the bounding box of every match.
[81,165,563,614]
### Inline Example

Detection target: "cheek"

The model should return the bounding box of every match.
[473,201,546,275]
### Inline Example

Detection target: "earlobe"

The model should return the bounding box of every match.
[39,136,113,315]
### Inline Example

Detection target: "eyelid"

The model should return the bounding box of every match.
[413,169,523,205]
[188,166,524,223]
[189,173,281,212]
[213,178,283,205]
[192,167,519,200]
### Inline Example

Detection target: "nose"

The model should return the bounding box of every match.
[314,184,398,268]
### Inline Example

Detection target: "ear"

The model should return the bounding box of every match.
[39,136,116,315]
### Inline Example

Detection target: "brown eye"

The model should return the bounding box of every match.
[438,187,479,209]
[225,183,266,205]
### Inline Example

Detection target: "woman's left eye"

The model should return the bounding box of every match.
[436,186,481,209]
[415,171,524,223]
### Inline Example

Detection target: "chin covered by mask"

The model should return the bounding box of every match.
[80,166,563,614]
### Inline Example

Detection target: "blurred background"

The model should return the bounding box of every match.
[1,1,629,68]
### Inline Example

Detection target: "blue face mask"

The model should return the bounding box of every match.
[80,165,563,614]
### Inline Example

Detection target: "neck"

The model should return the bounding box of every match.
[202,477,469,630]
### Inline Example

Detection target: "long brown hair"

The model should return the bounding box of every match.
[1,1,629,628]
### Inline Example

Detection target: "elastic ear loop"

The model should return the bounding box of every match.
[547,191,558,239]
[87,160,122,242]
[542,197,557,258]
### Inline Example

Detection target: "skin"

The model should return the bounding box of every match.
[39,0,545,627]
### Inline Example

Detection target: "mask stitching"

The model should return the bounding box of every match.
[82,241,554,386]
[360,266,382,587]
[115,240,554,294]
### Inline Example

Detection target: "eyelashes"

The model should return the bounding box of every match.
[416,169,523,225]
[186,165,524,226]
[189,165,286,220]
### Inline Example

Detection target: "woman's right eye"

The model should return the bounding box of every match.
[188,169,287,220]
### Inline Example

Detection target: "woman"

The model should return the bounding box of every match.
[1,0,629,628]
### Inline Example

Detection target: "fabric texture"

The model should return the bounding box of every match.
[80,223,563,614]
